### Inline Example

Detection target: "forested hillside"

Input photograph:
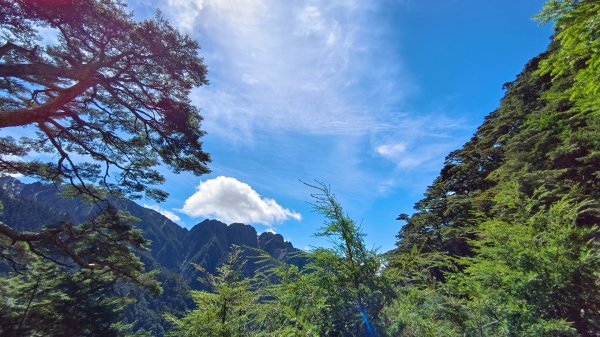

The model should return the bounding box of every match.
[0,0,598,336]
[0,176,304,336]
[388,1,600,335]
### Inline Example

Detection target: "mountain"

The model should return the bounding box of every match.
[386,5,600,334]
[0,176,305,336]
[0,176,187,270]
[0,176,303,283]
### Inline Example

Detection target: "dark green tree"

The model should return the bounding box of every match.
[0,0,210,283]
[535,0,600,110]
[250,250,321,336]
[0,250,133,337]
[304,182,389,337]
[393,0,599,272]
[0,0,209,199]
[388,0,600,336]
[451,192,600,337]
[166,246,257,337]
[384,193,600,337]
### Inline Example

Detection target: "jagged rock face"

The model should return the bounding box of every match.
[258,232,308,269]
[259,232,292,258]
[0,176,303,288]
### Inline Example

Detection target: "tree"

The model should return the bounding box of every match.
[388,1,600,335]
[305,182,389,337]
[535,0,600,110]
[166,246,257,337]
[167,184,390,337]
[0,254,131,337]
[394,0,600,267]
[250,250,321,336]
[0,0,210,200]
[452,192,600,337]
[0,0,210,282]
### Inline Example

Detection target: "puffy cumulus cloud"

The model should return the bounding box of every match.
[181,176,302,226]
[143,204,182,223]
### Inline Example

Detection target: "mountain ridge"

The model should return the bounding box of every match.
[0,175,302,285]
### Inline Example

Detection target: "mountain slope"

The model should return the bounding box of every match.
[394,41,599,259]
[0,176,303,284]
[388,2,600,335]
[0,176,305,336]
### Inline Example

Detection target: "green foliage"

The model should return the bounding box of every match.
[167,184,391,337]
[0,0,598,335]
[0,1,210,333]
[383,284,465,337]
[395,0,599,269]
[0,255,129,337]
[1,206,161,294]
[167,246,257,337]
[384,238,465,336]
[303,182,390,337]
[453,194,600,336]
[535,0,600,110]
[0,0,210,200]
[389,2,600,336]
[252,259,321,336]
[385,194,600,337]
[0,204,164,336]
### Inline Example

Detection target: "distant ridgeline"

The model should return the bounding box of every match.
[0,176,304,280]
[0,176,305,336]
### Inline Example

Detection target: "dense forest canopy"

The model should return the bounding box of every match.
[1,0,599,336]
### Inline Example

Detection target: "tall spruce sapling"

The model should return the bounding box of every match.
[305,181,389,337]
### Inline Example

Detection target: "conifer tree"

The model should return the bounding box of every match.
[167,246,257,337]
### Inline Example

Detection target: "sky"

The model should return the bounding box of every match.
[124,0,554,252]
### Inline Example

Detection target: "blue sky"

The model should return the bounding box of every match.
[128,0,553,251]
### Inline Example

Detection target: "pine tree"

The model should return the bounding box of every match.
[166,246,257,337]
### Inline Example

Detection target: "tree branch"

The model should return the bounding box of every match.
[0,221,92,268]
[0,42,37,60]
[0,76,96,127]
[0,63,88,80]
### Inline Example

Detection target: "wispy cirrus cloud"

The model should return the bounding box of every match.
[153,0,467,203]
[162,0,410,139]
[373,114,469,170]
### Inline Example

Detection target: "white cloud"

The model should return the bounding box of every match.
[295,6,326,36]
[143,204,182,223]
[375,141,426,169]
[373,113,468,171]
[375,141,451,169]
[180,176,302,226]
[154,0,468,201]
[376,142,407,158]
[161,0,407,140]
